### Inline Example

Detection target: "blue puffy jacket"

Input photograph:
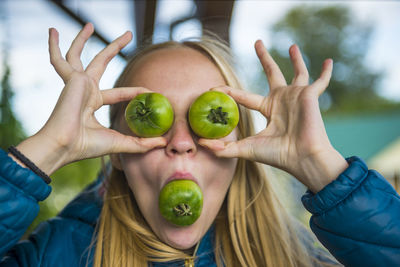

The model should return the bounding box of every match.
[1,149,399,266]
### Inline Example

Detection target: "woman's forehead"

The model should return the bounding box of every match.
[127,47,225,89]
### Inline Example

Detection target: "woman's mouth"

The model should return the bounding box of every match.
[164,171,199,187]
[159,172,203,227]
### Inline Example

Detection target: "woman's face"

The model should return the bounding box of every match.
[116,47,238,250]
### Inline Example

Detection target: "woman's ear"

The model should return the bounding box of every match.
[110,153,123,170]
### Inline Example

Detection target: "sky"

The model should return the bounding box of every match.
[0,0,399,136]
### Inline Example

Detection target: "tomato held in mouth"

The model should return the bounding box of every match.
[125,92,174,137]
[188,91,239,139]
[159,180,203,227]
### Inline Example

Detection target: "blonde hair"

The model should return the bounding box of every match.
[93,36,331,266]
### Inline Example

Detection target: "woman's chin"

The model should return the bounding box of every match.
[150,207,214,250]
[160,222,203,250]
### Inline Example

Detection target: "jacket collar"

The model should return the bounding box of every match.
[58,172,104,226]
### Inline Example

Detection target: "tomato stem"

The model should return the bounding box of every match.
[133,102,152,120]
[207,106,228,124]
[128,101,161,130]
[173,203,192,217]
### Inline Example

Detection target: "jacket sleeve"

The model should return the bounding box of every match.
[0,149,51,262]
[302,156,400,267]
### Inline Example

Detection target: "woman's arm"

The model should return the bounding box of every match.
[11,23,167,176]
[1,23,165,264]
[199,41,400,265]
[199,41,348,193]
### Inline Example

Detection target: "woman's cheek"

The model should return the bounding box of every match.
[121,150,163,188]
[202,152,237,188]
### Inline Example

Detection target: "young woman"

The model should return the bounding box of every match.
[1,23,399,267]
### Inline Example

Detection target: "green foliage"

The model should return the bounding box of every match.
[26,157,102,234]
[0,63,26,149]
[256,5,400,114]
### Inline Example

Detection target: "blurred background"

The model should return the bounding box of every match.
[0,0,399,232]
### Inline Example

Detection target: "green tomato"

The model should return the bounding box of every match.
[189,91,239,139]
[125,93,174,137]
[159,180,203,227]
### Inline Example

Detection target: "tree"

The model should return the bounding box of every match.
[261,5,399,113]
[0,62,26,149]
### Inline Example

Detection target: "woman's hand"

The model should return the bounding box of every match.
[14,24,166,175]
[199,41,348,193]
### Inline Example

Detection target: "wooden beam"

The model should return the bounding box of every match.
[194,0,234,45]
[48,0,128,59]
[134,0,157,46]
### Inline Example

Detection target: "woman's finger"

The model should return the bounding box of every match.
[310,59,333,96]
[86,31,132,82]
[254,40,287,90]
[48,28,73,82]
[211,86,268,114]
[289,44,309,86]
[107,130,167,154]
[198,138,254,160]
[101,87,152,106]
[65,23,94,71]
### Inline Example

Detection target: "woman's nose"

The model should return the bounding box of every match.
[166,120,197,156]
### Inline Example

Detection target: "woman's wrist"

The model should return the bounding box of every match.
[298,147,349,193]
[9,132,70,176]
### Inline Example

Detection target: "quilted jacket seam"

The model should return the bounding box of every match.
[313,170,369,216]
[0,175,37,203]
[372,187,400,200]
[311,221,400,250]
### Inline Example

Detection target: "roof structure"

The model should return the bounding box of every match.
[49,0,235,59]
[325,110,400,161]
[325,110,400,189]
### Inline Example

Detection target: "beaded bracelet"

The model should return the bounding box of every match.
[8,146,52,184]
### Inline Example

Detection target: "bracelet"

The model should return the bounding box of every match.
[8,146,52,184]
